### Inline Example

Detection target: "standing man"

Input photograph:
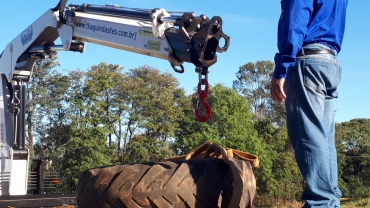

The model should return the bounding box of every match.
[270,0,348,207]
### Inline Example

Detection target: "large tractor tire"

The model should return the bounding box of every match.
[76,142,258,208]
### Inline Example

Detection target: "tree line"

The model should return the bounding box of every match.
[25,57,370,206]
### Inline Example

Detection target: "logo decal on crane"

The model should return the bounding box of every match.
[144,40,161,51]
[21,25,33,45]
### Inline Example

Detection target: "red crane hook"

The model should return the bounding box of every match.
[193,100,212,122]
[193,78,212,122]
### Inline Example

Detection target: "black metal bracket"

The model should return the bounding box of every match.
[52,0,68,24]
[164,12,230,73]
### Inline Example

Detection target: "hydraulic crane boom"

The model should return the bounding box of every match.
[0,0,230,196]
[0,1,229,82]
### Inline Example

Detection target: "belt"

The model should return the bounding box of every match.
[297,48,336,56]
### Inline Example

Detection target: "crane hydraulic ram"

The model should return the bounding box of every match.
[0,0,229,196]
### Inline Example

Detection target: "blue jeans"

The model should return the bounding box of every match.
[284,43,342,207]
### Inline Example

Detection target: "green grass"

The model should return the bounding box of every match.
[257,198,370,208]
[341,198,370,208]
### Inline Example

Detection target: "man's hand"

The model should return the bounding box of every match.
[270,77,286,103]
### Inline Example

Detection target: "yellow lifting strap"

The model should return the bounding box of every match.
[163,141,259,168]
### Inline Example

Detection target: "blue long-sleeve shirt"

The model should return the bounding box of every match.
[273,0,348,79]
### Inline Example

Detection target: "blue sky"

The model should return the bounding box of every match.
[1,1,369,123]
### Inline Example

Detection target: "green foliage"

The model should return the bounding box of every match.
[114,65,184,163]
[122,135,174,164]
[259,151,303,206]
[26,56,61,156]
[34,125,72,171]
[253,118,290,152]
[174,84,262,154]
[82,62,124,147]
[40,64,183,189]
[60,129,116,192]
[336,118,370,198]
[204,84,262,153]
[122,66,185,141]
[251,118,303,206]
[233,60,285,125]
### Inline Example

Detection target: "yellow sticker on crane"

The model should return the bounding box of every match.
[138,29,154,37]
